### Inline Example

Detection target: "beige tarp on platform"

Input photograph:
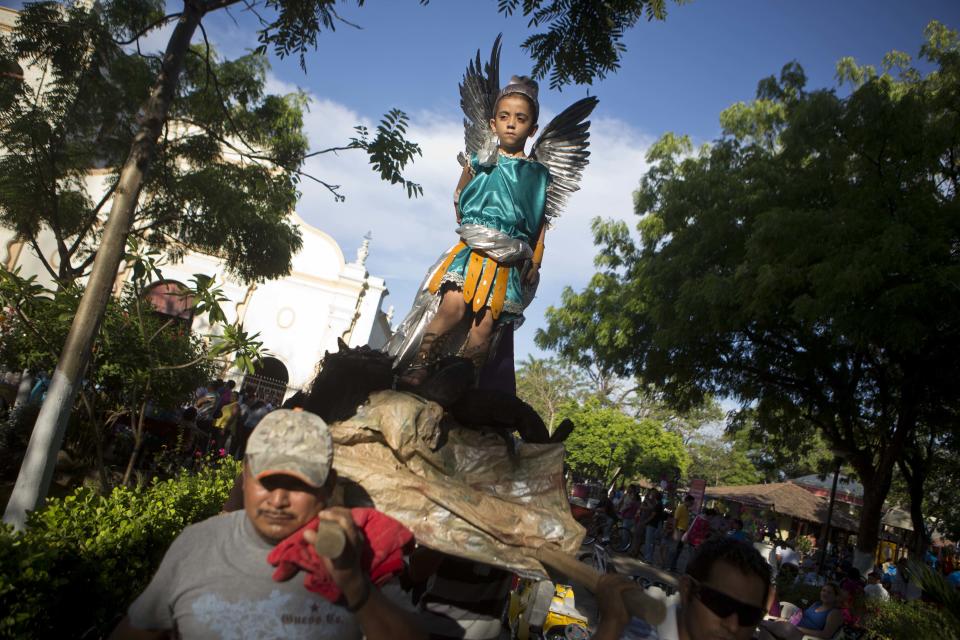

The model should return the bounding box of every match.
[330,390,584,578]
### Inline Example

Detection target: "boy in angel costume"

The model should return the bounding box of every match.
[387,37,597,387]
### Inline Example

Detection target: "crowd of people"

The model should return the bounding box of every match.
[597,486,783,576]
[179,378,274,459]
[109,401,792,640]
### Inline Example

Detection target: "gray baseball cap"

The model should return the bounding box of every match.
[245,409,333,488]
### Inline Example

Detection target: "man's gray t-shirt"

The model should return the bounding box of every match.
[129,511,364,639]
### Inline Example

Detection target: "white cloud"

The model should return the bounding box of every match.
[266,74,654,358]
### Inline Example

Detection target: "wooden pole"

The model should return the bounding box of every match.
[535,545,667,625]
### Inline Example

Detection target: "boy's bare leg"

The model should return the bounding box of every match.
[461,311,495,372]
[399,290,467,385]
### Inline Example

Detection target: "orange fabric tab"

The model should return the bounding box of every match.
[471,258,498,313]
[489,265,509,319]
[461,252,485,305]
[428,242,467,294]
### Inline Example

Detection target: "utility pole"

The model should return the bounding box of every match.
[3,7,203,530]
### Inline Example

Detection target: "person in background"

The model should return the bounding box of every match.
[195,381,218,422]
[219,379,236,408]
[890,557,922,600]
[639,488,665,563]
[618,485,642,548]
[669,494,695,573]
[863,571,889,601]
[727,518,749,542]
[214,390,239,454]
[776,539,800,575]
[759,583,843,640]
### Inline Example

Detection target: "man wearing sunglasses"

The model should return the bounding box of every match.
[666,537,772,640]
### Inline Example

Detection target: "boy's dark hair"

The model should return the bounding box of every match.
[226,379,236,389]
[684,494,695,503]
[494,91,538,126]
[686,538,771,594]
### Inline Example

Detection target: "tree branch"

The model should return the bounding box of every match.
[155,354,209,371]
[148,316,178,345]
[28,237,60,284]
[295,169,345,201]
[200,0,243,13]
[112,13,183,46]
[193,20,261,157]
[68,179,119,255]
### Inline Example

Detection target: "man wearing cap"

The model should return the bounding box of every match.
[110,410,425,640]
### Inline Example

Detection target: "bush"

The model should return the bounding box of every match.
[863,598,960,640]
[0,456,241,639]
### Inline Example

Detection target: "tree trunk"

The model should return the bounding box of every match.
[854,463,894,571]
[3,5,204,530]
[899,458,930,557]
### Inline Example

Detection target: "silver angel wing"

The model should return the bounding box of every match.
[458,35,501,167]
[530,96,599,220]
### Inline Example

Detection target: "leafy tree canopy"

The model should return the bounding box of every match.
[516,355,591,432]
[560,399,689,484]
[687,436,762,487]
[0,1,423,285]
[539,21,960,553]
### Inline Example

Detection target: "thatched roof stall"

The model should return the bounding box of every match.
[705,482,860,533]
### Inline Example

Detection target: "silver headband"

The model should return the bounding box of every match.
[497,75,539,119]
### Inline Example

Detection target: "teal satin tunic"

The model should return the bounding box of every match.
[442,153,550,320]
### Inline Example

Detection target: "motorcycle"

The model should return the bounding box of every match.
[504,577,589,640]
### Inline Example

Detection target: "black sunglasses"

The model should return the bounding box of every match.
[690,578,766,627]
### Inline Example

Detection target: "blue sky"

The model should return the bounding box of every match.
[8,0,960,363]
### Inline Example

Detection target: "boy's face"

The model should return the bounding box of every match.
[489,94,538,154]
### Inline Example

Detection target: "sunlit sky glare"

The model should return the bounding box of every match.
[7,0,960,363]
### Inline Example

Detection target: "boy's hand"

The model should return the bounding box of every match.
[524,263,540,286]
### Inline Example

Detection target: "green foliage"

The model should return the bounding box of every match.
[496,0,684,89]
[687,436,761,486]
[727,410,835,482]
[907,559,960,628]
[561,399,689,482]
[516,356,592,431]
[0,1,426,286]
[0,456,241,639]
[863,599,960,640]
[350,109,423,199]
[538,21,960,552]
[0,244,264,477]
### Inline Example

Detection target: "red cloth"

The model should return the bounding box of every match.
[267,508,415,602]
[683,514,711,547]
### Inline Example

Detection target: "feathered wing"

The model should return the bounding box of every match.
[530,96,599,221]
[458,35,501,167]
